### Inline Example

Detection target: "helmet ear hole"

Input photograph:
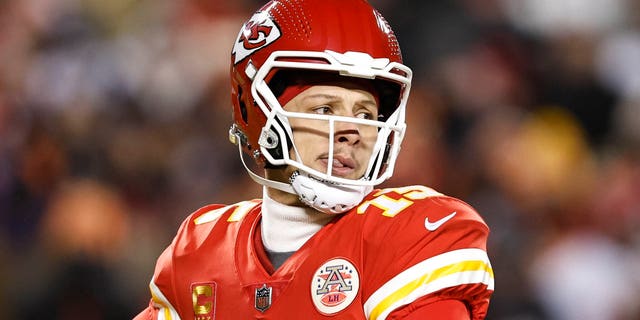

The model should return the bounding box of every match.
[263,126,290,168]
[262,116,294,169]
[238,86,248,123]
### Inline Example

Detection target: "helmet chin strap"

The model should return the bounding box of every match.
[235,140,371,214]
[289,171,373,214]
[235,140,296,194]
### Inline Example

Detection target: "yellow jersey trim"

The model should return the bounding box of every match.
[364,248,494,320]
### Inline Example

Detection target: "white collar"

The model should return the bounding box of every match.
[260,188,334,252]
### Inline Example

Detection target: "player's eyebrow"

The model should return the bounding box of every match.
[301,93,377,107]
[301,93,340,102]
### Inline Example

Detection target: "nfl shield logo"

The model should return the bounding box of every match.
[255,284,272,312]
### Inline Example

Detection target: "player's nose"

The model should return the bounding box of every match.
[334,121,360,145]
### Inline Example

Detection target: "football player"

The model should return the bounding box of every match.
[135,0,494,319]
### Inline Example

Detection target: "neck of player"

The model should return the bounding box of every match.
[261,187,334,253]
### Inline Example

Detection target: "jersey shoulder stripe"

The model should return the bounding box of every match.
[149,279,181,320]
[363,248,494,320]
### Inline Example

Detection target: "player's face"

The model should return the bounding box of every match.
[283,84,379,181]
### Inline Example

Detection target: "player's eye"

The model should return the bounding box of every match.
[312,105,332,115]
[355,105,377,120]
[355,111,374,120]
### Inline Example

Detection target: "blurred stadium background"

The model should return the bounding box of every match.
[0,0,638,319]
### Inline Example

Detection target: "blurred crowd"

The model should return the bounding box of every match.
[0,0,638,319]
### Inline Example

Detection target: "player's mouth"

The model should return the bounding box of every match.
[318,155,357,177]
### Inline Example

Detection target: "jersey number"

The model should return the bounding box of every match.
[194,200,260,225]
[356,186,440,217]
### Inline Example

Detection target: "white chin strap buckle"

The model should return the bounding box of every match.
[289,171,373,214]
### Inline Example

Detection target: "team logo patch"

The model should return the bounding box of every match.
[311,258,360,315]
[232,11,281,64]
[191,282,216,320]
[255,284,273,312]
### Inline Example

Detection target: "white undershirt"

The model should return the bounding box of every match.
[261,188,334,253]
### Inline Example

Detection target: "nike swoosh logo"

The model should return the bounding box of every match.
[425,211,457,231]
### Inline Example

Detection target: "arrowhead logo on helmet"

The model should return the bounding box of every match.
[233,11,282,65]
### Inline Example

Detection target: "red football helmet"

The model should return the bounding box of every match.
[229,0,412,208]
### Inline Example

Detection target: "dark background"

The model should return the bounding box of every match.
[0,0,639,319]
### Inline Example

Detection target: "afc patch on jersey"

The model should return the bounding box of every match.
[311,258,360,315]
[232,10,281,64]
[191,282,216,320]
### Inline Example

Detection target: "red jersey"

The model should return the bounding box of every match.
[136,185,494,319]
